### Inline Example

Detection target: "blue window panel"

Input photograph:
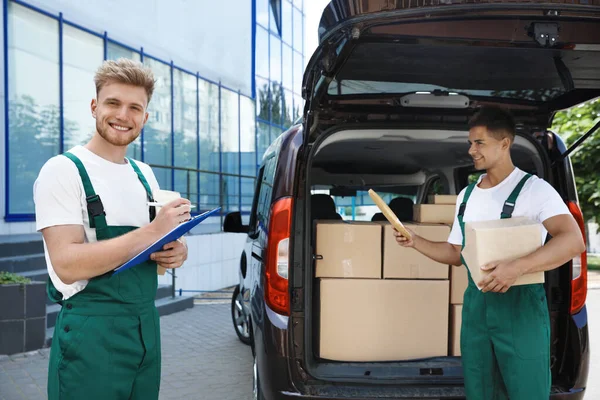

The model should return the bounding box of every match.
[223,174,240,213]
[240,96,257,177]
[143,58,172,189]
[269,0,281,36]
[293,0,303,11]
[282,44,293,91]
[270,82,283,126]
[256,77,270,121]
[199,79,220,174]
[220,88,240,177]
[63,24,103,150]
[293,51,303,95]
[256,122,271,161]
[293,7,303,53]
[255,26,269,79]
[283,89,293,128]
[7,3,60,215]
[173,69,198,206]
[282,0,292,46]
[241,177,256,212]
[269,34,282,85]
[199,172,220,212]
[106,41,141,63]
[256,0,269,29]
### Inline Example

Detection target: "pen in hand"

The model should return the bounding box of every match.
[147,202,196,209]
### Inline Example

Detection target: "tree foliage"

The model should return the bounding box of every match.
[550,98,600,227]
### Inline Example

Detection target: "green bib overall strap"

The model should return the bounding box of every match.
[127,157,156,222]
[458,181,477,252]
[62,152,107,229]
[501,173,532,219]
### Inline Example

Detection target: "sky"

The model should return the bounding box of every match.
[303,0,331,66]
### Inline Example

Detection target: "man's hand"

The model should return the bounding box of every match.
[393,227,418,248]
[148,198,192,236]
[151,238,188,269]
[478,260,524,293]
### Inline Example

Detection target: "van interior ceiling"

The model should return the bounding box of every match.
[311,129,546,188]
[302,127,554,383]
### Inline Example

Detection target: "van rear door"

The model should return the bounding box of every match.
[302,0,600,143]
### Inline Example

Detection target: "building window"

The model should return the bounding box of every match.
[173,69,199,207]
[269,0,282,36]
[143,58,172,190]
[4,0,258,225]
[199,80,221,212]
[63,25,104,150]
[240,96,257,212]
[7,3,60,215]
[254,0,304,160]
[221,89,241,212]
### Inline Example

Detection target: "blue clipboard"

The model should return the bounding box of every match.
[113,207,221,275]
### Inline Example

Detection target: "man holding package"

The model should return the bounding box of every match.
[394,106,585,399]
[33,59,191,400]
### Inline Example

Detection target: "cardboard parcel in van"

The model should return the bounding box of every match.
[315,221,382,279]
[461,217,545,289]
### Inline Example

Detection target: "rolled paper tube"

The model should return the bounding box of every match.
[368,189,413,240]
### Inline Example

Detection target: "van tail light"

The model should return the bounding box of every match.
[567,201,587,315]
[265,197,292,316]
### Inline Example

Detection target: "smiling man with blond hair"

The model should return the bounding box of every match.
[34,58,191,400]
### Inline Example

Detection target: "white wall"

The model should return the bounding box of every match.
[159,232,247,292]
[25,0,253,96]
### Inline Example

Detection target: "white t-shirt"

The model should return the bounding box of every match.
[447,167,570,246]
[33,145,160,300]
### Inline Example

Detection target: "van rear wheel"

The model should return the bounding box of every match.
[231,285,252,345]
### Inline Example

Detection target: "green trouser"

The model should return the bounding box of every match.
[458,174,551,399]
[47,153,161,400]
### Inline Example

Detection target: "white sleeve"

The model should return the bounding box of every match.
[447,188,467,245]
[33,156,84,231]
[529,178,571,223]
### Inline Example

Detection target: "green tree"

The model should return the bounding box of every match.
[550,98,600,228]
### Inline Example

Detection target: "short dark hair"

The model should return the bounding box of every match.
[468,106,516,142]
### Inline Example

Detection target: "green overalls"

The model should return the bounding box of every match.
[47,152,161,400]
[458,173,551,399]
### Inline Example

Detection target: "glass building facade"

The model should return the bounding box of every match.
[3,0,304,232]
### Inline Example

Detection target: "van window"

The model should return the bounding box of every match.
[252,155,278,240]
[331,187,418,221]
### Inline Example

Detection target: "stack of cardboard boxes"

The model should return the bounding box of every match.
[315,195,469,362]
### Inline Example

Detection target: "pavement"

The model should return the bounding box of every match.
[0,302,253,400]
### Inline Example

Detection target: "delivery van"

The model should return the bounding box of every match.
[224,1,599,398]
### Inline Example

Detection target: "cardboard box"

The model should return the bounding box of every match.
[413,204,456,225]
[319,279,450,361]
[450,304,462,356]
[462,217,545,289]
[428,195,458,205]
[451,265,468,304]
[315,221,382,279]
[382,223,450,279]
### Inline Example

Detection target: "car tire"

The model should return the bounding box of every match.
[231,285,252,345]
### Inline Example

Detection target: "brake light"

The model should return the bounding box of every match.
[567,201,587,315]
[265,197,292,316]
